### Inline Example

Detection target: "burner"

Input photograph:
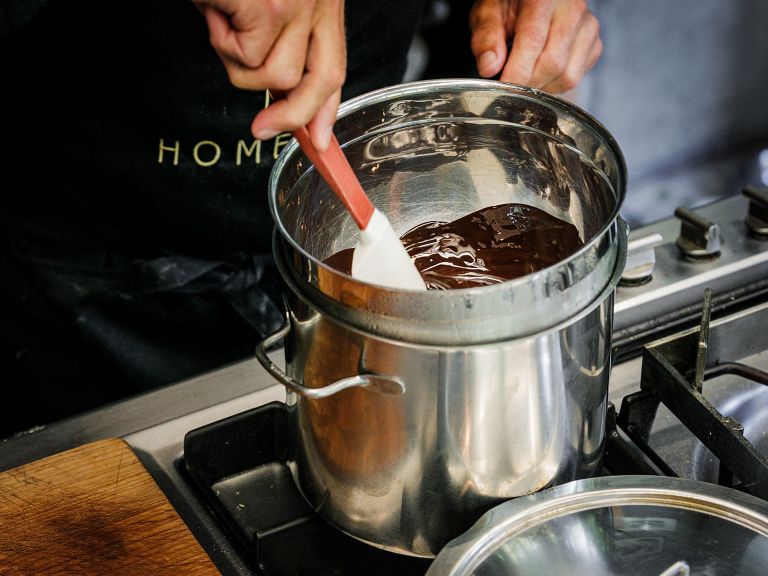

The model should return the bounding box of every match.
[182,296,768,573]
[183,403,432,576]
[174,298,768,574]
[183,404,683,574]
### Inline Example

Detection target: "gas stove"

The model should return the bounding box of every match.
[1,190,767,574]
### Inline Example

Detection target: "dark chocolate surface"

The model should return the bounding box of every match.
[324,204,583,290]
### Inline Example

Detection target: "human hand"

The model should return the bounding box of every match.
[469,0,602,93]
[196,0,346,150]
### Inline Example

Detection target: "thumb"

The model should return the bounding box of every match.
[469,0,510,78]
[307,89,341,151]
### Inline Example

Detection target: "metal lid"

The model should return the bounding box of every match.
[427,476,768,575]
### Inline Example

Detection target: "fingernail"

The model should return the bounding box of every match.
[253,128,278,141]
[477,51,498,75]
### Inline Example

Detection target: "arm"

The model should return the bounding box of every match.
[469,0,602,93]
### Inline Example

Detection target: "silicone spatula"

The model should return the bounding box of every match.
[292,126,426,291]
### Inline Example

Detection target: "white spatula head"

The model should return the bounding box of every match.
[352,209,427,291]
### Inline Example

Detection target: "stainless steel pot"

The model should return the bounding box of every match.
[257,79,627,557]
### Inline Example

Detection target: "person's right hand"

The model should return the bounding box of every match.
[196,0,346,151]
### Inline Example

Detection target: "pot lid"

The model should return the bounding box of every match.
[427,476,768,576]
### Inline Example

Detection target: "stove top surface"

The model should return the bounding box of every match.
[165,298,768,575]
[2,193,768,574]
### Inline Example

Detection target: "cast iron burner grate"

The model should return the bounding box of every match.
[615,289,768,497]
[183,402,433,576]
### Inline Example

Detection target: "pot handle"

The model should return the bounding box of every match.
[255,316,406,400]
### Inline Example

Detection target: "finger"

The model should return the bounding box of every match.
[540,12,601,93]
[226,12,313,91]
[251,0,346,140]
[202,5,238,57]
[201,4,281,68]
[307,89,342,150]
[528,1,587,88]
[586,35,603,71]
[469,0,510,78]
[250,41,344,140]
[499,0,554,86]
[251,80,338,143]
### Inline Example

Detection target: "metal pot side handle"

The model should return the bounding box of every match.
[255,317,406,399]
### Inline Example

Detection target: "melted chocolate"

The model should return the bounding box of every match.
[323,204,584,290]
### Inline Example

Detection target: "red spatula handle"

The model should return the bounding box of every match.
[292,126,374,230]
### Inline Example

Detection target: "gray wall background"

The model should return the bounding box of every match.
[415,0,768,227]
[581,0,768,225]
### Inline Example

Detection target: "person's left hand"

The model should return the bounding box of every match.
[469,0,602,93]
[196,0,346,150]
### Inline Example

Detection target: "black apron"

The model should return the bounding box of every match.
[0,0,426,436]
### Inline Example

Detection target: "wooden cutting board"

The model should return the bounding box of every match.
[0,438,219,575]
